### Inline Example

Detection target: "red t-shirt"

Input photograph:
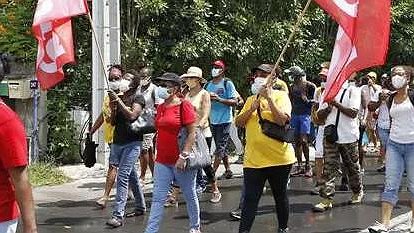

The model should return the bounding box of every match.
[155,100,196,165]
[0,101,28,222]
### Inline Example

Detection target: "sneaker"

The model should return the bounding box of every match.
[350,191,364,204]
[210,191,222,203]
[312,199,333,212]
[196,185,207,194]
[290,166,304,177]
[164,195,178,207]
[304,167,313,178]
[218,170,233,180]
[310,186,320,195]
[106,217,123,228]
[230,208,241,220]
[95,197,108,208]
[278,228,289,233]
[189,228,202,233]
[368,221,388,233]
[125,209,145,218]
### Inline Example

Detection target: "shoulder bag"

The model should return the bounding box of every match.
[324,88,348,144]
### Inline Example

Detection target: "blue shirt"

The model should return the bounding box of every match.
[205,78,237,124]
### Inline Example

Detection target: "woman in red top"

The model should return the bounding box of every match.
[144,73,201,233]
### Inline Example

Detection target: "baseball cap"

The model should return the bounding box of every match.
[285,66,306,77]
[212,60,226,69]
[367,71,377,79]
[252,64,274,73]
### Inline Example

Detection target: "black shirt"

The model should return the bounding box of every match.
[290,81,316,115]
[113,93,146,144]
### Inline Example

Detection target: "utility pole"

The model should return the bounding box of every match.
[92,0,120,166]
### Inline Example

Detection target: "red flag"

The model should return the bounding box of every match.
[32,0,88,90]
[314,0,391,102]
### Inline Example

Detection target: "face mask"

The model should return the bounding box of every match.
[348,80,356,87]
[320,82,326,88]
[392,75,407,89]
[211,68,222,78]
[251,77,267,95]
[108,81,120,91]
[157,86,172,99]
[119,79,131,92]
[185,79,198,89]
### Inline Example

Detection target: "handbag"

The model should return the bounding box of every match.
[178,101,211,170]
[130,108,156,134]
[324,88,348,144]
[256,95,295,143]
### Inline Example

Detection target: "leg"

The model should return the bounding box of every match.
[144,163,174,233]
[129,164,146,213]
[338,142,362,195]
[267,165,292,230]
[140,153,148,180]
[380,140,405,227]
[112,142,140,220]
[319,139,341,198]
[98,144,119,207]
[214,123,232,177]
[175,168,200,231]
[148,148,155,176]
[103,165,117,198]
[230,122,244,156]
[358,126,366,169]
[239,168,266,233]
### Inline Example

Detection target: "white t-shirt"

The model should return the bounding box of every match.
[319,82,361,144]
[389,97,414,144]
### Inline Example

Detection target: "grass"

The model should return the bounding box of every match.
[29,163,70,187]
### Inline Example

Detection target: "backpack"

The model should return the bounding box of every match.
[386,89,414,110]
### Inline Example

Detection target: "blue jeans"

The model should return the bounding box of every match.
[111,141,146,220]
[382,140,414,205]
[145,163,200,233]
[377,127,390,150]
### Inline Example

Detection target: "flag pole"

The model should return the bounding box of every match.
[269,0,313,82]
[86,12,110,88]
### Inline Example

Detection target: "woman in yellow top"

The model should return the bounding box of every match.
[235,75,296,233]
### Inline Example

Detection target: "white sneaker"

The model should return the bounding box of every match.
[368,221,388,233]
[189,228,201,233]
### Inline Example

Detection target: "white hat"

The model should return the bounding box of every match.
[180,66,206,83]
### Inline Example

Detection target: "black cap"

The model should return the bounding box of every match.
[154,72,182,86]
[285,66,306,77]
[252,64,274,73]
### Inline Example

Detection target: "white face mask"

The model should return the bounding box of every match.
[392,75,407,90]
[320,82,326,88]
[211,68,222,78]
[157,86,171,99]
[251,77,267,95]
[108,80,120,91]
[119,79,131,93]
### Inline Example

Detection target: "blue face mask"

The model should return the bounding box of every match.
[157,86,171,99]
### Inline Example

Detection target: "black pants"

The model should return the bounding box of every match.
[239,165,292,233]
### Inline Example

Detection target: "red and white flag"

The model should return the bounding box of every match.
[32,0,88,90]
[314,0,391,102]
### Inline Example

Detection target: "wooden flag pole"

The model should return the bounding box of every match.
[269,0,313,83]
[86,12,110,88]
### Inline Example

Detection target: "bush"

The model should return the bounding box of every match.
[29,163,70,187]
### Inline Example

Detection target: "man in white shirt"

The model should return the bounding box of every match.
[312,76,364,212]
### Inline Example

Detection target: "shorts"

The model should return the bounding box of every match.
[291,114,311,135]
[211,123,231,159]
[142,133,155,151]
[377,127,390,150]
[0,219,18,233]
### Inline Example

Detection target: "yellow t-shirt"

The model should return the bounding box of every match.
[102,95,115,144]
[237,91,296,168]
[273,79,289,93]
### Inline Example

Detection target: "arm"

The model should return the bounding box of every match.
[264,95,290,126]
[9,166,37,233]
[331,101,358,118]
[117,100,142,121]
[216,97,238,106]
[235,99,258,128]
[317,105,333,122]
[90,113,104,135]
[175,122,197,171]
[368,101,381,112]
[199,92,211,127]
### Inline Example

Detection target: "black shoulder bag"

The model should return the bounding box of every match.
[324,88,348,144]
[256,96,295,143]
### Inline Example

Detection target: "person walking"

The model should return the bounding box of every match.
[368,66,414,233]
[182,66,222,203]
[312,74,364,212]
[205,60,238,179]
[106,72,147,227]
[0,79,37,233]
[236,73,296,233]
[144,73,201,233]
